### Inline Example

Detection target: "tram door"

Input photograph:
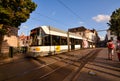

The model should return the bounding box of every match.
[70,38,75,50]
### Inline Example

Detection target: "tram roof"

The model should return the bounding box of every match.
[41,26,83,39]
[42,26,67,34]
[31,26,94,42]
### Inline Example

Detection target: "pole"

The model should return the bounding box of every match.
[49,26,52,54]
[67,31,70,52]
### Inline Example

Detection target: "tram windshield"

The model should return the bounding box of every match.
[30,28,45,46]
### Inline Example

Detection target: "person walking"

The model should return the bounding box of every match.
[107,40,115,60]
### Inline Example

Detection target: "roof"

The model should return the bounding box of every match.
[41,26,83,39]
[68,26,87,32]
[41,26,67,37]
[31,26,95,41]
[19,35,30,40]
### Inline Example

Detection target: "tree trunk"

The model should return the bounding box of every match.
[0,34,4,54]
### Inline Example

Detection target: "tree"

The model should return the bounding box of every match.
[108,8,120,37]
[0,0,37,53]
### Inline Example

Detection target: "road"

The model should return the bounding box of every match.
[0,48,104,81]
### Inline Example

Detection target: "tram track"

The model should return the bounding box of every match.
[2,49,102,81]
[64,49,102,81]
[32,49,102,81]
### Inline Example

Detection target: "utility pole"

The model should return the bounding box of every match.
[49,26,52,54]
[67,31,70,52]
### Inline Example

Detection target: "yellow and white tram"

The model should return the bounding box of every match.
[27,26,92,57]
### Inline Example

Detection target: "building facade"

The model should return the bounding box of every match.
[1,26,19,56]
[106,29,117,46]
[18,33,30,47]
[68,26,100,47]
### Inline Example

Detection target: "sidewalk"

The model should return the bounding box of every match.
[0,53,25,65]
[76,48,120,81]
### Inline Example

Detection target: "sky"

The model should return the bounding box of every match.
[18,0,120,40]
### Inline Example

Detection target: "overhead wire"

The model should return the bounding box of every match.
[35,12,68,26]
[56,0,108,32]
[57,0,82,19]
[26,0,82,29]
[28,12,69,27]
[30,0,82,27]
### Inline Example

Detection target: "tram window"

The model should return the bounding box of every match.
[75,39,80,44]
[44,35,51,46]
[70,38,74,44]
[30,28,46,46]
[52,35,60,45]
[30,35,38,46]
[61,37,67,45]
[37,29,39,35]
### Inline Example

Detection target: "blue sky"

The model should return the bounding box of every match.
[18,0,120,40]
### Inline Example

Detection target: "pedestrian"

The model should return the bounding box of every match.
[107,40,115,60]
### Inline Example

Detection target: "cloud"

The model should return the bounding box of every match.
[78,21,84,24]
[92,14,110,22]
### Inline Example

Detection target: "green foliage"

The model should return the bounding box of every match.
[108,8,120,36]
[0,29,6,35]
[0,0,37,27]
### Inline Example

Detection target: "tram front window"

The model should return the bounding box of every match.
[30,28,43,46]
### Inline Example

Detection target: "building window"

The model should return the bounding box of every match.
[111,37,113,41]
[110,31,114,35]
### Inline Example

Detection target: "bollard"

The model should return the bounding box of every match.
[9,46,13,58]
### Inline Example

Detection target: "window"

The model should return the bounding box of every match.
[61,36,67,45]
[43,35,51,46]
[111,37,113,41]
[110,31,114,35]
[52,35,60,45]
[30,28,46,46]
[75,39,80,44]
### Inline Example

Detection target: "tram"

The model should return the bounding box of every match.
[27,26,91,57]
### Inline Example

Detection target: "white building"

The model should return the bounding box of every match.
[68,26,100,48]
[18,33,30,47]
[106,29,117,46]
